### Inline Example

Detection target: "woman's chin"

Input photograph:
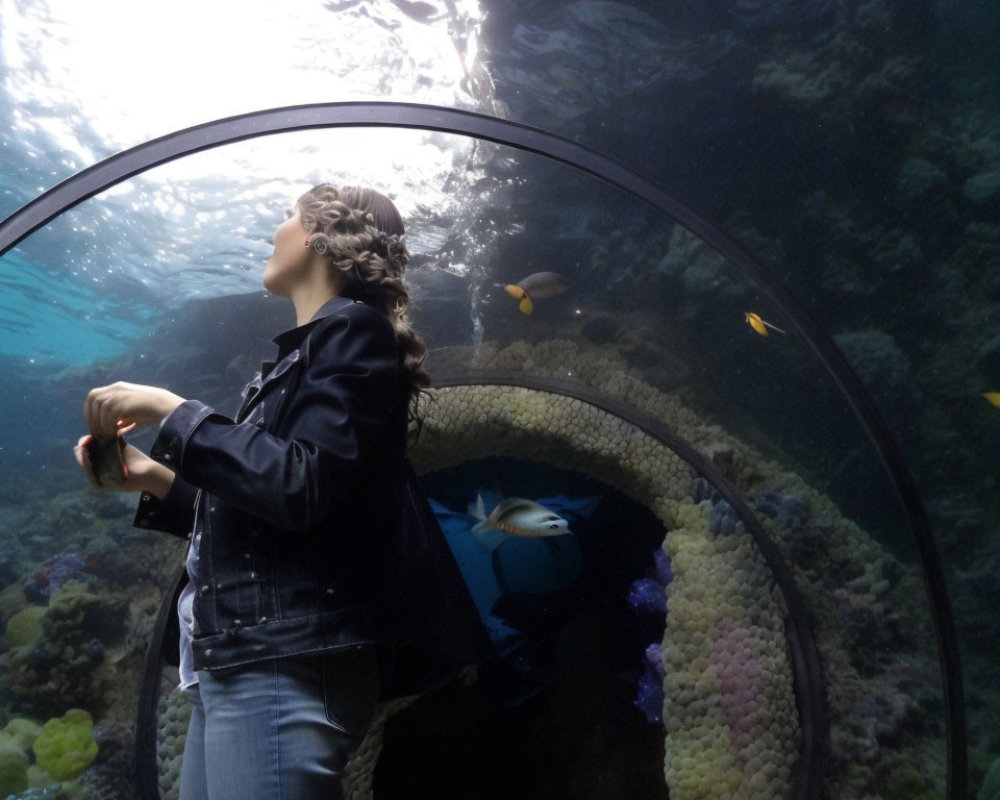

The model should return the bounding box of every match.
[261,271,284,297]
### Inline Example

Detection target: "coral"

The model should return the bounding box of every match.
[0,744,30,796]
[635,643,665,725]
[22,553,87,604]
[410,337,942,798]
[627,550,672,615]
[1,719,43,752]
[410,342,802,799]
[156,671,191,800]
[7,580,127,715]
[32,708,98,781]
[628,549,672,725]
[660,499,799,799]
[5,607,46,650]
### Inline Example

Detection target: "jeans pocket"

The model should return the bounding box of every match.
[321,646,379,737]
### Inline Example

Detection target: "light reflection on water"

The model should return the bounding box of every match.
[0,0,503,365]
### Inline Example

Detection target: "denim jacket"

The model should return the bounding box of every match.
[135,297,485,695]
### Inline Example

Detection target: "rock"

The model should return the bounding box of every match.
[962,169,1000,211]
[975,332,1000,384]
[896,157,949,205]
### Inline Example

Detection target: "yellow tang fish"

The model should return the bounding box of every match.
[745,312,787,337]
[503,272,571,315]
[983,392,1000,408]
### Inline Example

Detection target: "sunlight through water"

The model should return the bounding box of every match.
[0,0,503,365]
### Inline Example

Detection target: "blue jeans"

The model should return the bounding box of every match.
[178,647,379,800]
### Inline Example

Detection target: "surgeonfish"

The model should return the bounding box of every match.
[471,493,571,537]
[983,392,1000,408]
[503,272,571,315]
[745,311,787,337]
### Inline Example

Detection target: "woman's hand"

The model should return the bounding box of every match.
[74,436,176,499]
[84,381,186,440]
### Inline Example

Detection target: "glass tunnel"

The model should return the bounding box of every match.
[0,2,995,799]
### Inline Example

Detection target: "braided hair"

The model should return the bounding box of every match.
[297,184,429,423]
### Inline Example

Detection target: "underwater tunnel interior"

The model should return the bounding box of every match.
[0,104,964,800]
[2,1,998,797]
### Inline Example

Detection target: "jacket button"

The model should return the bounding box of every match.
[205,649,213,658]
[200,585,209,593]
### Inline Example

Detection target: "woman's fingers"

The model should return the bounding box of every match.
[73,434,102,488]
[84,381,183,439]
[84,385,122,439]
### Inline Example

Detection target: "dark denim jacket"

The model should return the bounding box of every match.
[135,297,485,695]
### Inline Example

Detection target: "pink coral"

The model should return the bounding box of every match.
[711,622,764,744]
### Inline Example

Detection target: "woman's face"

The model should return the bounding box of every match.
[262,207,311,297]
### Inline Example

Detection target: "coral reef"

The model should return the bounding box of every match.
[32,708,98,781]
[156,670,191,800]
[411,342,802,798]
[419,337,946,798]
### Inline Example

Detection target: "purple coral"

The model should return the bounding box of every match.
[635,643,666,724]
[628,550,672,726]
[22,552,87,603]
[627,549,673,614]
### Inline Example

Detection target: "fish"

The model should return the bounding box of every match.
[745,311,787,337]
[84,435,128,487]
[983,392,1000,408]
[471,493,572,537]
[502,272,571,315]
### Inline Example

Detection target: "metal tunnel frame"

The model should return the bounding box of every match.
[0,101,965,798]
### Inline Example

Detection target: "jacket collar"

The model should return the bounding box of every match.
[272,296,357,360]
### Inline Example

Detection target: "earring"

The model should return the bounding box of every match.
[304,239,311,248]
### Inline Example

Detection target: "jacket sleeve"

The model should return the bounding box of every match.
[132,475,200,539]
[149,304,401,532]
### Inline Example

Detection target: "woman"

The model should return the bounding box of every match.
[76,185,484,800]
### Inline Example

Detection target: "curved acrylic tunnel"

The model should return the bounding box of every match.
[0,106,962,799]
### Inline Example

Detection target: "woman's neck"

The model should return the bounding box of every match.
[290,267,348,326]
[291,285,339,327]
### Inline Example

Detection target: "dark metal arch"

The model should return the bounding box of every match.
[0,101,964,798]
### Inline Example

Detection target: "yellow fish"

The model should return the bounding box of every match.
[503,272,571,315]
[745,312,787,337]
[983,392,1000,408]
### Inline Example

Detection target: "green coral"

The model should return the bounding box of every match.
[2,717,43,751]
[0,744,30,796]
[5,606,45,649]
[31,708,98,781]
[4,578,128,715]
